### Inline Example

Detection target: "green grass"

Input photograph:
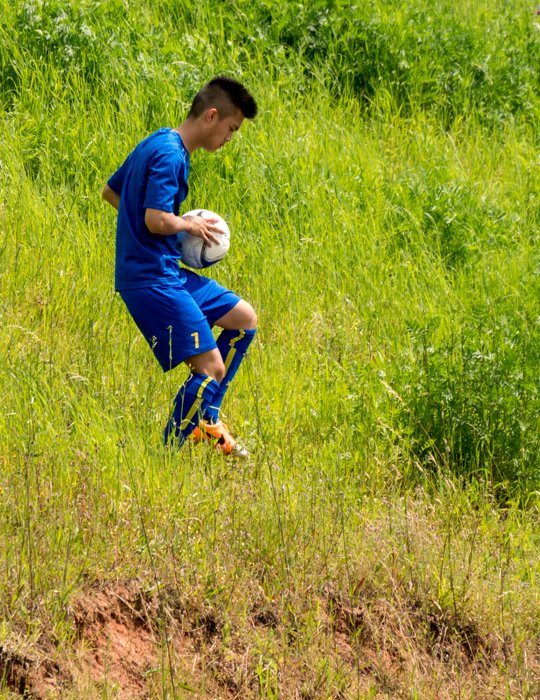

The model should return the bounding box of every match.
[1,0,540,697]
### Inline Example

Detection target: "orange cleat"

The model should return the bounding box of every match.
[191,420,249,459]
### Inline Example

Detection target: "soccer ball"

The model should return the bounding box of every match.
[176,209,230,269]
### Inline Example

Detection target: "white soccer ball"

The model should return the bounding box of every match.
[176,209,230,269]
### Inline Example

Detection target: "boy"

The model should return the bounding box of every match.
[102,76,258,457]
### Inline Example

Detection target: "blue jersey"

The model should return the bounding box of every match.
[107,128,190,290]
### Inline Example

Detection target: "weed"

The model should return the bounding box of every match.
[1,0,540,697]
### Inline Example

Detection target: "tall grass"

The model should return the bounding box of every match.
[1,0,540,697]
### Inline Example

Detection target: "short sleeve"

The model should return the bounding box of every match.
[107,153,131,195]
[143,149,185,213]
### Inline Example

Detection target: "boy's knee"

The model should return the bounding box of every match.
[243,303,257,330]
[202,357,225,384]
[186,350,225,383]
[215,299,257,331]
[212,360,226,384]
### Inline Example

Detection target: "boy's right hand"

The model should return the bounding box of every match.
[182,215,221,247]
[145,208,221,246]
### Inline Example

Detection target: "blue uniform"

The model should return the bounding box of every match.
[108,127,190,290]
[120,270,239,371]
[108,128,239,371]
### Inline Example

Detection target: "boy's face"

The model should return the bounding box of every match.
[203,108,244,153]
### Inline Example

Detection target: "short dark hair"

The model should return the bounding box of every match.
[188,76,258,120]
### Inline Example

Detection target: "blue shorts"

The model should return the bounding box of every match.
[119,269,240,372]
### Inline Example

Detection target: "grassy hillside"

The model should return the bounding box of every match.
[1,0,540,697]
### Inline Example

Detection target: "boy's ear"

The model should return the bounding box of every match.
[206,108,218,123]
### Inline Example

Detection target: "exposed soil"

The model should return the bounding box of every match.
[0,634,71,699]
[71,580,160,699]
[0,580,160,700]
[0,577,530,699]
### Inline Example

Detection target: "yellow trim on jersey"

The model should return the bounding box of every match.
[180,376,213,430]
[224,330,245,372]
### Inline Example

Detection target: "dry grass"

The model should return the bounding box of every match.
[1,468,539,698]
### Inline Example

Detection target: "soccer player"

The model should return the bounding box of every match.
[102,76,258,458]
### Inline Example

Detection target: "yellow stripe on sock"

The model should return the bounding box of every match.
[180,376,214,431]
[224,330,245,372]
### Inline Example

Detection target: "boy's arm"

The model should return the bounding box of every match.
[145,208,221,246]
[101,180,220,246]
[102,184,120,211]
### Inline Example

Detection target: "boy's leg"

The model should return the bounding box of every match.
[164,348,224,447]
[182,271,257,456]
[118,285,222,449]
[203,300,257,424]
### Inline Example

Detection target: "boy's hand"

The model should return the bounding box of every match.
[145,209,220,246]
[182,215,221,247]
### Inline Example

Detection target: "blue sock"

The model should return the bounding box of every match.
[164,373,220,447]
[203,328,256,424]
